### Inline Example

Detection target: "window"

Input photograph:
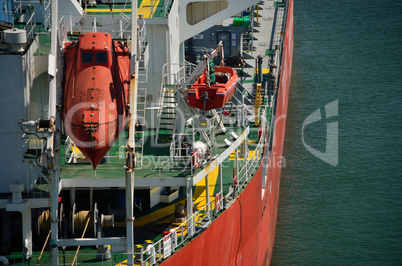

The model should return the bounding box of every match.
[96,52,108,63]
[82,52,93,63]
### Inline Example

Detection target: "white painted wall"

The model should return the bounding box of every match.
[0,54,29,192]
[0,38,48,193]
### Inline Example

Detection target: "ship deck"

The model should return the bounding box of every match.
[84,0,171,18]
[2,0,283,264]
[60,125,261,180]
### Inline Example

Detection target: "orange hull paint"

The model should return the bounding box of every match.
[63,33,130,169]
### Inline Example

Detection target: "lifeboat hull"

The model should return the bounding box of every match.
[187,66,238,111]
[63,33,130,169]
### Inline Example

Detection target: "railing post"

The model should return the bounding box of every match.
[186,178,194,237]
[170,228,177,251]
[244,140,249,183]
[219,159,223,206]
[158,241,161,261]
[181,225,184,245]
[235,147,239,179]
[205,174,210,219]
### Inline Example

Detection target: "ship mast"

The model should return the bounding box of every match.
[49,0,61,264]
[125,0,138,264]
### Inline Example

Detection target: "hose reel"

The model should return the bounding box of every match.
[71,203,114,237]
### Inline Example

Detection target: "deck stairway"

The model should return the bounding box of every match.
[155,84,177,144]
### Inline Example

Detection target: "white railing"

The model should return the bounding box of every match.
[156,63,185,120]
[155,62,197,140]
[140,115,269,265]
[24,11,36,44]
[58,16,67,46]
[235,110,267,190]
[61,13,147,43]
[42,0,51,31]
[138,19,147,52]
[141,197,218,266]
[64,136,81,165]
[163,0,174,18]
[171,150,201,176]
[241,32,253,52]
[162,62,198,88]
[219,89,251,128]
[0,11,39,50]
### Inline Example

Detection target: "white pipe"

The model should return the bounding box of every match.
[0,256,9,265]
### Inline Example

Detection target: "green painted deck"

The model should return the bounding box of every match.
[85,0,172,18]
[60,124,259,180]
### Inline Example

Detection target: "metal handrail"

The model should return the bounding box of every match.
[156,62,197,141]
[235,110,267,188]
[141,197,219,266]
[141,112,268,265]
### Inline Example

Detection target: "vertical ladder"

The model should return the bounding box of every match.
[136,88,147,126]
[138,50,148,84]
[135,131,144,169]
[135,40,148,159]
[134,71,147,167]
[135,87,146,167]
[155,85,177,143]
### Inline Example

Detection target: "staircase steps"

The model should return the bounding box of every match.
[155,86,177,144]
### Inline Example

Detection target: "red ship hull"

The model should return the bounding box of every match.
[187,66,238,111]
[162,0,293,265]
[63,33,130,169]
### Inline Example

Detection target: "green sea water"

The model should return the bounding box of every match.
[272,0,402,264]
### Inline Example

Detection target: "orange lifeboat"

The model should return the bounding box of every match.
[63,32,130,169]
[187,66,238,111]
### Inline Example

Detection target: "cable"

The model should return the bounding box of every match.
[108,3,118,39]
[18,121,49,165]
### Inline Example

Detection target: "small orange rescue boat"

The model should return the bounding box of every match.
[187,66,238,111]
